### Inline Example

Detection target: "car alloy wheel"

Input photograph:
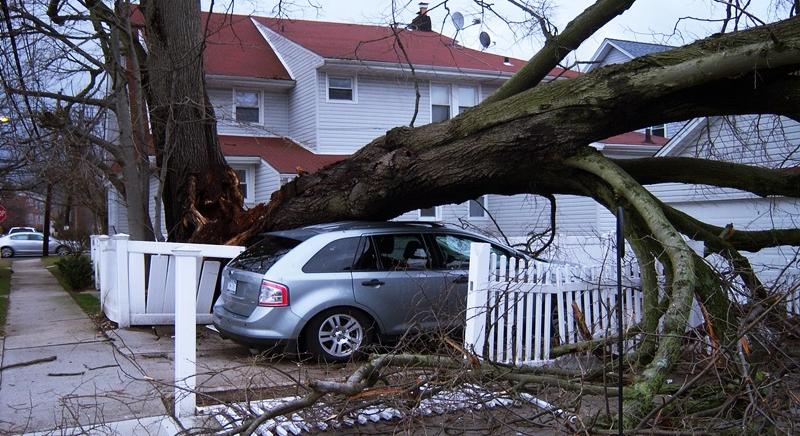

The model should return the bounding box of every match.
[317,313,364,358]
[55,246,70,256]
[305,308,373,362]
[0,247,12,258]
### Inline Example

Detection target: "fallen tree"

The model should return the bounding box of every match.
[187,5,800,430]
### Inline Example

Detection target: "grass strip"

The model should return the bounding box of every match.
[0,259,10,336]
[42,256,100,317]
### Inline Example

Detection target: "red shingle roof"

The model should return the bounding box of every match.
[202,13,291,80]
[130,8,291,80]
[599,132,669,146]
[219,135,346,173]
[132,8,577,80]
[254,17,578,78]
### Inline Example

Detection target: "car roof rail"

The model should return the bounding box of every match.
[393,221,447,228]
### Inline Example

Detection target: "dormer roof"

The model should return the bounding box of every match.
[587,38,675,72]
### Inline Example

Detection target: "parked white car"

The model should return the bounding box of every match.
[7,226,36,234]
[0,232,71,257]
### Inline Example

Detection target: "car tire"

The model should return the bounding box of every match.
[55,246,70,256]
[304,308,374,363]
[1,247,13,258]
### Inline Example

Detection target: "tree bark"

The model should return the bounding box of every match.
[140,0,243,242]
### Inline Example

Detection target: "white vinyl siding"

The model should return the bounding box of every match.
[209,87,289,136]
[254,160,281,204]
[596,47,631,69]
[255,21,322,149]
[648,115,800,203]
[317,74,430,155]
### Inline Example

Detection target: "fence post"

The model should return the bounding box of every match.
[90,235,98,284]
[98,235,112,311]
[465,243,491,359]
[172,247,203,422]
[112,234,131,328]
[95,235,110,293]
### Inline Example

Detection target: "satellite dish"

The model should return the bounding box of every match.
[479,31,491,49]
[452,12,465,30]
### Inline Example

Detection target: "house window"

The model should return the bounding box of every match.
[468,195,488,218]
[233,168,254,202]
[328,76,354,101]
[235,90,260,123]
[648,124,666,137]
[418,206,441,221]
[457,85,478,114]
[431,84,451,123]
[280,175,296,186]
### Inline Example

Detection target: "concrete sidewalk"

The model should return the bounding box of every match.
[0,259,178,435]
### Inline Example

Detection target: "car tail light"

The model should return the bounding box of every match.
[258,280,289,307]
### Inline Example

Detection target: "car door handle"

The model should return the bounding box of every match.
[452,275,468,284]
[361,279,385,287]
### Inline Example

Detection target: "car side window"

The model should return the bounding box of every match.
[302,237,360,273]
[432,234,472,270]
[353,237,380,271]
[371,234,431,271]
[432,233,516,270]
[28,234,43,241]
[10,235,26,240]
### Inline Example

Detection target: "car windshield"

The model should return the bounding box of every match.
[228,235,301,274]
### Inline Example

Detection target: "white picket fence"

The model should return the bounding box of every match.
[89,234,245,422]
[465,243,654,366]
[90,234,245,327]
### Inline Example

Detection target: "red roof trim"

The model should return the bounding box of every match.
[219,135,346,173]
[598,131,669,146]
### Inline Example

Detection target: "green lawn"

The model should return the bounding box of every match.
[41,256,101,317]
[0,259,10,336]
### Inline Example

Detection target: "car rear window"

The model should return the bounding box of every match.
[302,237,360,273]
[228,235,301,274]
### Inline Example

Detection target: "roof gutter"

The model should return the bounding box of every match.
[206,74,296,89]
[320,58,522,81]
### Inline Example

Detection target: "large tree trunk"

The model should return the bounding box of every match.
[110,15,155,242]
[140,0,243,242]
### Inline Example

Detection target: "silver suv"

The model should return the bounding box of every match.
[212,221,520,361]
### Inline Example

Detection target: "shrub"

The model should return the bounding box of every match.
[56,255,94,291]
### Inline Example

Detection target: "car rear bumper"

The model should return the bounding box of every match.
[213,322,299,352]
[212,303,303,345]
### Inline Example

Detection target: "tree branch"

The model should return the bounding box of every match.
[484,0,636,104]
[615,156,800,198]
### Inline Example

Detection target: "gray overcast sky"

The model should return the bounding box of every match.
[206,1,785,67]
